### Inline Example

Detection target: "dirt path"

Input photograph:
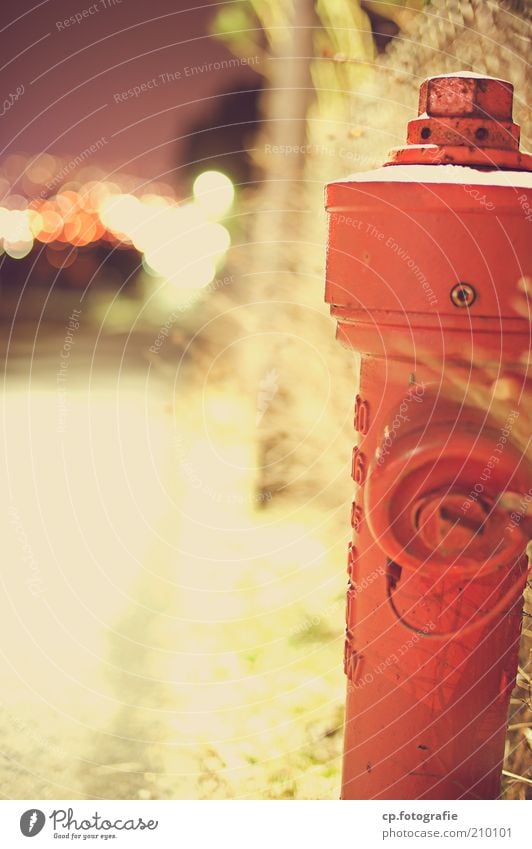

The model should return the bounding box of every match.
[0,326,345,800]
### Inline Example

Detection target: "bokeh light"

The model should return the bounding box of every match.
[192,170,235,220]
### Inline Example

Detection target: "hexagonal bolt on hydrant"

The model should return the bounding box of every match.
[324,72,532,799]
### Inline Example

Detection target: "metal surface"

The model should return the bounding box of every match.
[387,72,532,170]
[324,73,532,799]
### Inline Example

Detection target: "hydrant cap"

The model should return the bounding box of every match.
[385,70,531,171]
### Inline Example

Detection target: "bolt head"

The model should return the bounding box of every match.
[419,72,513,121]
[450,282,476,308]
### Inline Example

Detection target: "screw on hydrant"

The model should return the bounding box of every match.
[450,282,476,307]
[324,73,532,799]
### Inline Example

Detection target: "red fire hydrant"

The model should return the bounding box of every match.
[325,73,532,799]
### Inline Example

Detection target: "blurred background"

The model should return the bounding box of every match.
[0,0,530,799]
